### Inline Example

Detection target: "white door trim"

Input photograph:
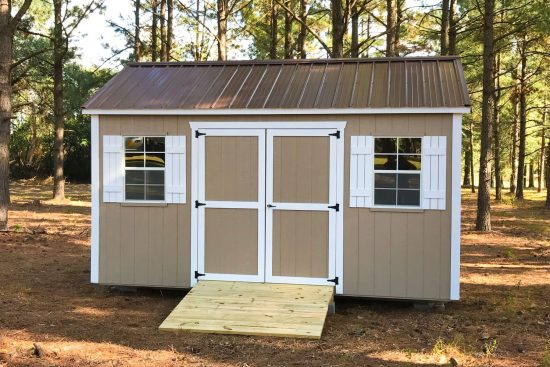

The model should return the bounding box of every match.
[194,128,266,283]
[265,128,341,289]
[190,121,346,294]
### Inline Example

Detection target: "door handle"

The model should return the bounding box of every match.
[267,204,276,208]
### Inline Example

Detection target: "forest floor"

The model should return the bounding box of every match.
[1,179,549,367]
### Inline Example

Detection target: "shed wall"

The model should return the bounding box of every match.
[97,114,453,300]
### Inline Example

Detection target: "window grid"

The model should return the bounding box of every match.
[124,136,166,201]
[373,137,421,207]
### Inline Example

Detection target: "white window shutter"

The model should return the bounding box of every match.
[102,135,124,203]
[421,136,447,210]
[350,136,374,207]
[165,136,186,204]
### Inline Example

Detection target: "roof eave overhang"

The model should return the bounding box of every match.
[82,107,471,115]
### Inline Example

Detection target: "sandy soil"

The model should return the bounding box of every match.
[0,179,549,367]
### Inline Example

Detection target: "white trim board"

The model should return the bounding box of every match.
[83,107,471,116]
[190,121,347,130]
[90,115,100,283]
[450,113,462,300]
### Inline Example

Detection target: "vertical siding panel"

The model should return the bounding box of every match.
[148,207,164,285]
[357,209,375,295]
[120,207,135,284]
[163,205,178,286]
[390,213,407,297]
[343,117,360,294]
[424,115,443,298]
[105,204,121,283]
[98,203,108,282]
[373,212,391,296]
[406,213,424,298]
[311,212,329,278]
[133,207,149,284]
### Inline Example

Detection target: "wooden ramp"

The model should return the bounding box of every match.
[159,281,334,339]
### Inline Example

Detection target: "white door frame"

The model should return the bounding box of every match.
[265,129,339,288]
[190,121,345,294]
[194,128,266,283]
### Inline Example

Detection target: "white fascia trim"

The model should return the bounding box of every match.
[82,107,471,116]
[450,113,462,300]
[90,115,100,283]
[190,121,347,130]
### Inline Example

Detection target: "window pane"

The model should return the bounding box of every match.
[375,173,396,188]
[146,185,164,200]
[397,190,420,206]
[125,137,144,151]
[126,170,145,185]
[126,185,145,200]
[146,170,164,185]
[374,189,396,205]
[398,155,421,170]
[374,155,397,170]
[125,153,144,167]
[398,138,421,154]
[374,138,397,153]
[398,173,420,189]
[145,137,165,152]
[145,153,165,167]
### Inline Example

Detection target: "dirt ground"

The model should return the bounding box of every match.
[1,180,549,367]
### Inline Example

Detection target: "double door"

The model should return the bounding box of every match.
[194,128,339,286]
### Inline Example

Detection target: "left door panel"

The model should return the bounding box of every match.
[196,129,265,282]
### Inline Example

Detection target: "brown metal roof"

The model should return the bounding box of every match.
[83,57,471,110]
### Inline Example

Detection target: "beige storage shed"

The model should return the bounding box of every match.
[83,57,470,302]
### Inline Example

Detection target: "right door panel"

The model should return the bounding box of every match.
[266,129,338,286]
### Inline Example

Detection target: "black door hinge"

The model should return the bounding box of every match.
[195,200,206,208]
[195,130,206,138]
[327,277,339,285]
[329,130,340,139]
[194,270,205,279]
[328,203,340,212]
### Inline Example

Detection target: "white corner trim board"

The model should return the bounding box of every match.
[450,113,462,300]
[82,107,471,116]
[90,115,99,283]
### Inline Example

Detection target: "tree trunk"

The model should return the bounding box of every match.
[270,0,278,59]
[510,96,518,193]
[52,0,65,201]
[283,0,292,59]
[351,2,359,58]
[296,0,307,59]
[546,137,550,208]
[475,0,495,232]
[448,0,457,55]
[217,0,227,60]
[0,0,12,230]
[134,0,141,61]
[330,0,345,58]
[166,0,172,60]
[440,0,450,55]
[151,0,158,61]
[386,0,397,56]
[516,37,527,199]
[528,160,535,188]
[539,121,546,192]
[463,138,472,186]
[469,118,475,193]
[493,53,502,200]
[160,0,166,61]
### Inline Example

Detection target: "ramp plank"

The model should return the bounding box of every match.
[159,281,334,339]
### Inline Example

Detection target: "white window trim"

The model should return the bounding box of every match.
[122,135,167,203]
[371,136,423,210]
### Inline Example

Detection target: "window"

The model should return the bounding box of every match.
[374,137,421,206]
[124,136,165,201]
